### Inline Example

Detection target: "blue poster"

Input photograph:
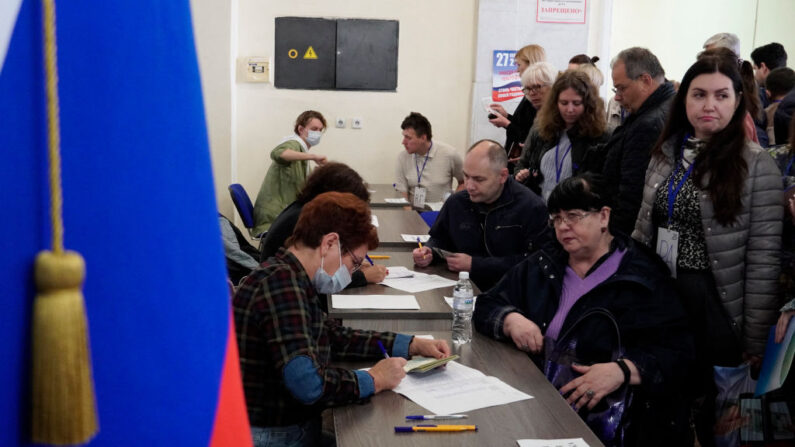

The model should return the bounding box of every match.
[491,50,522,102]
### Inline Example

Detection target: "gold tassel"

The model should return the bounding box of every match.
[31,250,98,445]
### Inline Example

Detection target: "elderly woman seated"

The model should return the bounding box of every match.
[473,173,693,446]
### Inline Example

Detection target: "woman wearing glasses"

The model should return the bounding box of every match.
[474,173,693,446]
[514,70,609,199]
[633,53,782,445]
[235,192,450,447]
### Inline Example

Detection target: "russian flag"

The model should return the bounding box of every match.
[0,1,251,446]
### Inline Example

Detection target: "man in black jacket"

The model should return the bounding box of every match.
[603,47,675,235]
[413,139,552,291]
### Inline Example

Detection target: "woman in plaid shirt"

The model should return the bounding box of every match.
[234,191,450,446]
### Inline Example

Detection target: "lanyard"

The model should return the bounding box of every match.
[555,140,573,182]
[666,134,694,224]
[415,142,432,184]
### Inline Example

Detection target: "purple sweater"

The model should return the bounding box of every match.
[545,249,626,340]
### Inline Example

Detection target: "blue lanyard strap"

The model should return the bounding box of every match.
[554,140,573,182]
[415,142,432,184]
[666,134,694,224]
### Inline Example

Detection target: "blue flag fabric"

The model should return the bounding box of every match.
[0,1,233,445]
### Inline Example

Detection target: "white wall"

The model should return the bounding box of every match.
[608,0,794,86]
[190,0,235,217]
[234,0,478,202]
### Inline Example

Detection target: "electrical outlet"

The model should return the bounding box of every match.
[352,117,363,129]
[335,117,346,128]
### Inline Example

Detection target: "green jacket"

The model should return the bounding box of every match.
[252,138,308,235]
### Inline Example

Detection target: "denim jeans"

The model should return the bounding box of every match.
[251,418,334,447]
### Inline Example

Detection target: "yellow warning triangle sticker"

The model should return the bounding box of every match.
[303,46,318,59]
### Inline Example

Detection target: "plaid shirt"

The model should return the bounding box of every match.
[234,248,405,427]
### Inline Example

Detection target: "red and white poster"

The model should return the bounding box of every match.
[537,0,586,24]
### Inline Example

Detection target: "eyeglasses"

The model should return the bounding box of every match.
[549,211,592,228]
[611,85,628,95]
[346,248,364,273]
[522,84,546,94]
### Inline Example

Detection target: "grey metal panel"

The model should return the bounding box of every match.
[335,19,398,90]
[274,17,336,89]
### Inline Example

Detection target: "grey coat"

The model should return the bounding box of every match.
[632,138,783,355]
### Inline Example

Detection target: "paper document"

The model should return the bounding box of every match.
[384,266,414,279]
[404,355,459,373]
[394,361,532,415]
[380,271,457,293]
[401,234,430,243]
[371,215,379,227]
[331,295,420,310]
[425,201,444,211]
[385,197,409,204]
[517,439,589,447]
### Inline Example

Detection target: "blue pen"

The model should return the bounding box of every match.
[406,414,468,420]
[377,340,390,358]
[365,254,375,266]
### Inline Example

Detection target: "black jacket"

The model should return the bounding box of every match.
[427,176,552,291]
[514,126,610,195]
[504,97,537,160]
[602,82,675,235]
[774,88,795,145]
[473,235,694,445]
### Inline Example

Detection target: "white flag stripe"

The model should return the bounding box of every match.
[0,0,23,76]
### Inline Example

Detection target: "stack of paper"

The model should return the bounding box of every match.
[384,266,414,279]
[384,197,409,204]
[380,271,457,293]
[331,295,420,310]
[517,439,589,447]
[394,361,532,414]
[401,234,430,243]
[404,355,459,373]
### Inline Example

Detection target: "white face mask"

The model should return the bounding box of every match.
[305,130,322,147]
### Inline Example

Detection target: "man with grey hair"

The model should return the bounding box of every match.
[703,32,741,57]
[602,47,675,235]
[413,139,551,290]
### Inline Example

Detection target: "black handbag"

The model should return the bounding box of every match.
[543,307,632,447]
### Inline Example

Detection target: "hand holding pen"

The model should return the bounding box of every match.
[412,238,433,268]
[368,341,406,393]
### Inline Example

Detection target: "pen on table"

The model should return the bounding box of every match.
[367,255,390,260]
[376,340,389,358]
[406,415,468,420]
[365,254,375,266]
[395,425,477,432]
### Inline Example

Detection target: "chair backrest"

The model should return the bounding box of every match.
[419,211,439,227]
[228,184,255,230]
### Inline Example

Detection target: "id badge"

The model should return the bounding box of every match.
[656,227,679,278]
[413,185,427,208]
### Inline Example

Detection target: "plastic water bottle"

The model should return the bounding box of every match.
[452,271,474,344]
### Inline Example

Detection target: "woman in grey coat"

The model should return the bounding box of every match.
[632,54,782,445]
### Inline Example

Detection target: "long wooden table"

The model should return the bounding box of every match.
[371,208,429,250]
[333,331,604,447]
[368,183,409,208]
[328,251,477,332]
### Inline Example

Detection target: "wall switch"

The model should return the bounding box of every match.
[352,117,363,129]
[335,117,346,128]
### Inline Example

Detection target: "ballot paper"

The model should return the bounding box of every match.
[516,439,589,447]
[384,197,409,204]
[384,266,414,279]
[370,215,379,227]
[393,361,532,414]
[425,201,444,211]
[331,295,420,310]
[380,271,457,293]
[401,234,430,243]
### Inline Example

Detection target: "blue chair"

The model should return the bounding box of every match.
[228,184,260,238]
[419,211,439,227]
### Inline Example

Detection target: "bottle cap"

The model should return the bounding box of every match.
[459,271,469,280]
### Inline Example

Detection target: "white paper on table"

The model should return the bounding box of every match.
[444,296,478,308]
[384,266,414,279]
[425,201,444,211]
[401,234,430,243]
[517,439,589,447]
[394,361,532,415]
[371,215,379,227]
[380,271,457,293]
[331,295,420,310]
[384,197,409,204]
